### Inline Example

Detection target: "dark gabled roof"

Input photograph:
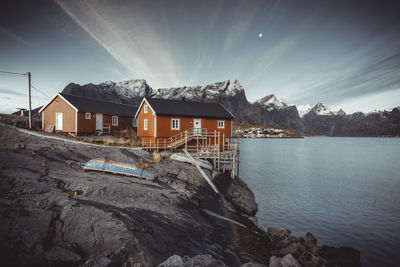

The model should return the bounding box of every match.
[60,93,138,117]
[145,98,234,119]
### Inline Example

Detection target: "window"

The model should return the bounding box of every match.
[132,118,137,127]
[112,116,118,126]
[144,119,148,130]
[85,112,91,119]
[171,118,180,130]
[218,120,225,129]
[144,104,148,113]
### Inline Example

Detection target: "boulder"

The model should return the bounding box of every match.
[241,262,266,267]
[269,254,301,267]
[214,173,258,216]
[157,254,227,267]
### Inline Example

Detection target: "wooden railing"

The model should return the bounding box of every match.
[140,127,240,177]
[103,123,111,134]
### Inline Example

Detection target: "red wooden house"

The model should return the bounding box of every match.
[135,98,235,151]
[39,93,138,134]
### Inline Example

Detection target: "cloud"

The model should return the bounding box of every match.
[0,87,27,96]
[332,88,400,113]
[55,0,183,88]
[0,27,30,46]
[293,52,400,106]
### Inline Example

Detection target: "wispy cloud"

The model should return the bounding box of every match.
[0,87,27,96]
[0,27,30,46]
[55,0,183,88]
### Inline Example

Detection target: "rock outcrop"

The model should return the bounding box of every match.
[267,227,361,267]
[0,124,243,266]
[0,123,362,266]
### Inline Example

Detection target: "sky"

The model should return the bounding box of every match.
[1,0,399,114]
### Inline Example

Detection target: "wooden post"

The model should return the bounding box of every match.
[214,130,216,148]
[185,132,188,150]
[223,133,225,153]
[183,149,220,194]
[28,72,32,129]
[217,132,220,170]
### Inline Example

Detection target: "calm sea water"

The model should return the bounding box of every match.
[239,137,400,267]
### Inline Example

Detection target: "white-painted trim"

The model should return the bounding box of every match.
[75,111,78,133]
[135,98,156,117]
[41,112,44,130]
[220,103,235,119]
[58,94,78,111]
[39,93,78,113]
[112,116,118,126]
[217,120,225,129]
[230,119,232,137]
[144,118,148,130]
[171,118,180,130]
[154,116,157,137]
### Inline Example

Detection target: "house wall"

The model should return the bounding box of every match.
[156,116,231,139]
[42,95,76,132]
[103,114,134,133]
[78,112,134,133]
[77,112,96,132]
[137,102,155,138]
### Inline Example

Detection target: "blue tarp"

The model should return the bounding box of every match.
[83,158,155,180]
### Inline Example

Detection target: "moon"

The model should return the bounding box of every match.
[258,33,263,38]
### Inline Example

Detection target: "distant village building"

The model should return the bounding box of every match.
[39,93,138,134]
[135,98,235,150]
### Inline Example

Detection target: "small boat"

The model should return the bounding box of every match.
[83,158,155,181]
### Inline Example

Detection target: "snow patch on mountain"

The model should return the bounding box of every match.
[155,80,244,101]
[255,94,288,111]
[297,104,312,118]
[309,102,346,116]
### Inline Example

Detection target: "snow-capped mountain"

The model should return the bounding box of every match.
[255,94,288,111]
[298,102,346,117]
[310,102,337,115]
[60,79,400,136]
[297,104,312,118]
[62,79,153,105]
[155,80,244,101]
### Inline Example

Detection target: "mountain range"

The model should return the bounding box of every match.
[62,79,400,136]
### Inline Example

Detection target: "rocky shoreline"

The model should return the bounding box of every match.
[0,123,361,266]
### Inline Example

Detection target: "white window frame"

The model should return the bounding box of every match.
[218,120,225,129]
[144,104,148,114]
[85,112,91,119]
[144,119,148,130]
[171,118,180,130]
[133,118,137,127]
[112,116,118,126]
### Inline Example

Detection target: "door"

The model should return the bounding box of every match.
[96,113,103,130]
[55,113,63,131]
[193,119,201,136]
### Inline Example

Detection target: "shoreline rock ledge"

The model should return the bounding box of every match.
[0,123,361,267]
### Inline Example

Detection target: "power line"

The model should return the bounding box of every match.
[31,84,51,99]
[0,70,27,76]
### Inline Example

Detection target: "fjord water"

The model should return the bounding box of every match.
[239,137,400,267]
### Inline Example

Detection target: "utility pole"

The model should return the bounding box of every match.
[28,72,32,129]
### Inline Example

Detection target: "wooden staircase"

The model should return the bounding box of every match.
[140,128,240,178]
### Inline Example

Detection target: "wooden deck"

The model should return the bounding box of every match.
[141,128,240,178]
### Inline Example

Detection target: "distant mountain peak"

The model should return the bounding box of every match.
[297,104,312,118]
[255,94,288,111]
[155,79,245,101]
